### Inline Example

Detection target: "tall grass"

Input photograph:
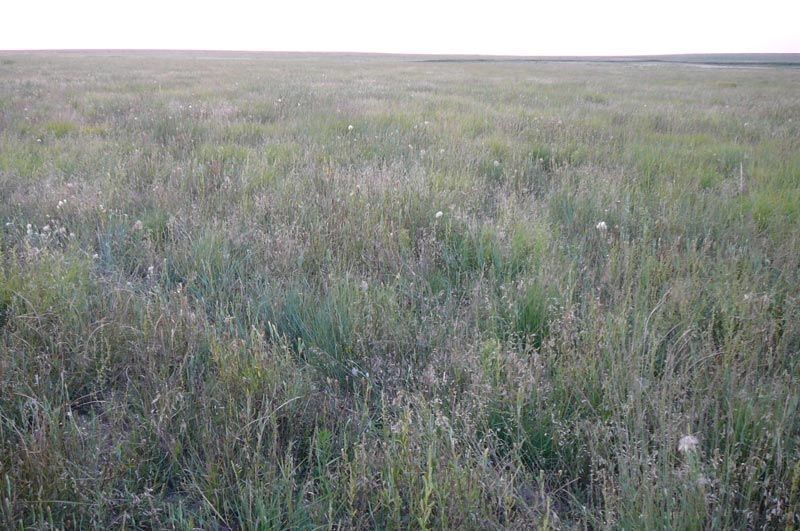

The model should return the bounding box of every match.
[0,51,798,528]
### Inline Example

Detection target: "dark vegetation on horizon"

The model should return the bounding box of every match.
[419,53,800,67]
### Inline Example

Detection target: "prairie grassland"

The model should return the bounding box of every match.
[0,52,798,529]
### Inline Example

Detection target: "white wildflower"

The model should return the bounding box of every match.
[360,280,369,292]
[147,265,155,277]
[42,224,51,233]
[435,211,443,219]
[92,253,99,260]
[347,124,354,131]
[26,224,32,235]
[596,221,608,232]
[493,160,501,167]
[133,220,143,231]
[678,434,699,454]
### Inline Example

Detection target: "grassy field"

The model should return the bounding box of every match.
[0,51,798,529]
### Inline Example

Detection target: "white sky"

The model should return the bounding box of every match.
[2,0,799,56]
